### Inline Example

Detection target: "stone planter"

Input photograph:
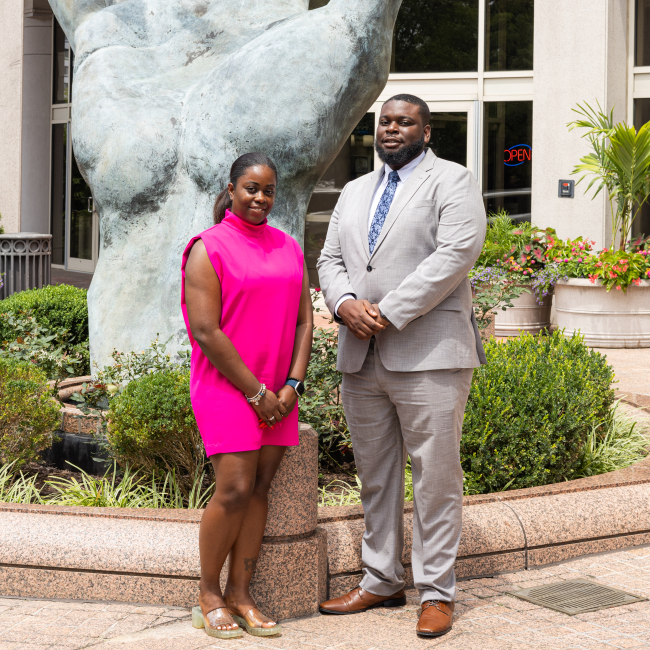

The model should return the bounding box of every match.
[494,285,552,337]
[555,279,650,348]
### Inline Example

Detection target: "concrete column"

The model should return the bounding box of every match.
[531,0,629,249]
[21,14,53,234]
[0,0,24,234]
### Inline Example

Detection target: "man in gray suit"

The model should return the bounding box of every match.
[316,94,486,638]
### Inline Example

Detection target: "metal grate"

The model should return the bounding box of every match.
[508,579,646,616]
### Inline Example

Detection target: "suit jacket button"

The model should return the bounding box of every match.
[367,265,373,272]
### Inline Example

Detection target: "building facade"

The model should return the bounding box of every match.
[0,0,648,283]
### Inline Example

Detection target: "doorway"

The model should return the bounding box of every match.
[50,122,98,273]
[426,101,479,178]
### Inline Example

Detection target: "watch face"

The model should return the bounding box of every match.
[296,382,305,396]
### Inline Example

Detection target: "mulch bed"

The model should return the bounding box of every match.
[20,462,86,498]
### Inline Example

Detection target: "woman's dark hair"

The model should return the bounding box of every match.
[213,152,278,224]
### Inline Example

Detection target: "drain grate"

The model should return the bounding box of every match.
[508,579,646,615]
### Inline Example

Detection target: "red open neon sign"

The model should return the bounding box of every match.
[504,144,531,166]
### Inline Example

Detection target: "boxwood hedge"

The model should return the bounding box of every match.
[461,331,615,494]
[106,369,205,493]
[0,285,88,347]
[0,357,61,467]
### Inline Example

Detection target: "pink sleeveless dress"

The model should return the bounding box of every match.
[181,209,304,457]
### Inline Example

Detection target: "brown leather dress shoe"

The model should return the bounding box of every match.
[416,600,454,637]
[319,586,406,615]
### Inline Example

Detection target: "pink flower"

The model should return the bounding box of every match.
[616,286,622,290]
[633,279,642,286]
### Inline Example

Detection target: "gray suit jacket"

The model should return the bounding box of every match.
[317,149,487,373]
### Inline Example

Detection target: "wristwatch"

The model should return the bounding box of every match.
[285,377,306,397]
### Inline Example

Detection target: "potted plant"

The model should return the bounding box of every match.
[548,234,650,347]
[470,213,564,336]
[551,103,650,347]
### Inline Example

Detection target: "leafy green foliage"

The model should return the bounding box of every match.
[45,463,213,509]
[568,101,650,249]
[461,331,615,494]
[0,312,87,387]
[471,278,528,337]
[473,212,558,302]
[0,461,213,509]
[106,369,205,494]
[71,336,190,412]
[476,212,551,275]
[0,285,89,374]
[545,234,650,291]
[569,402,649,479]
[0,461,41,503]
[299,327,350,468]
[0,358,61,468]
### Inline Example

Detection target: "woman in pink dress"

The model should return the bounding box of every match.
[181,153,313,639]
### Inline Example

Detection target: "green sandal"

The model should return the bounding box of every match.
[230,607,282,637]
[192,606,243,639]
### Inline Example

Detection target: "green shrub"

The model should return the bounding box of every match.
[106,369,205,493]
[0,285,89,373]
[0,285,89,375]
[461,331,615,494]
[0,312,87,385]
[0,358,61,467]
[299,328,351,467]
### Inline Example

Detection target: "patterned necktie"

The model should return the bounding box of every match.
[368,170,400,254]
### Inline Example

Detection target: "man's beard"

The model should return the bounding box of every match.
[375,136,426,167]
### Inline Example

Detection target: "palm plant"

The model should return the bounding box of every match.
[568,101,650,250]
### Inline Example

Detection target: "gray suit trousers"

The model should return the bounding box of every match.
[341,342,473,604]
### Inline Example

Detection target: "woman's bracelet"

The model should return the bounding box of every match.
[245,384,266,406]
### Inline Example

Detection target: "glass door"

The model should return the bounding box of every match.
[65,128,98,273]
[426,101,479,178]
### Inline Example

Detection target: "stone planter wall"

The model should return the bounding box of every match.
[0,424,322,621]
[2,452,649,616]
[555,279,650,348]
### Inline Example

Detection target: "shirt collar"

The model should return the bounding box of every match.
[382,150,427,184]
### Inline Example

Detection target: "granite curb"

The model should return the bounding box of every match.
[322,481,650,598]
[1,425,649,617]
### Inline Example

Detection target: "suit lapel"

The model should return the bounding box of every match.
[368,150,437,261]
[356,168,383,260]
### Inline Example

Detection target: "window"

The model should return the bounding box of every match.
[483,101,533,221]
[51,124,67,265]
[305,114,375,286]
[637,0,650,66]
[428,112,468,167]
[70,155,94,261]
[392,0,479,73]
[485,0,534,72]
[53,19,73,104]
[633,99,650,238]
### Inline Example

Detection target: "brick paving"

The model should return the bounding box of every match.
[1,546,649,649]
